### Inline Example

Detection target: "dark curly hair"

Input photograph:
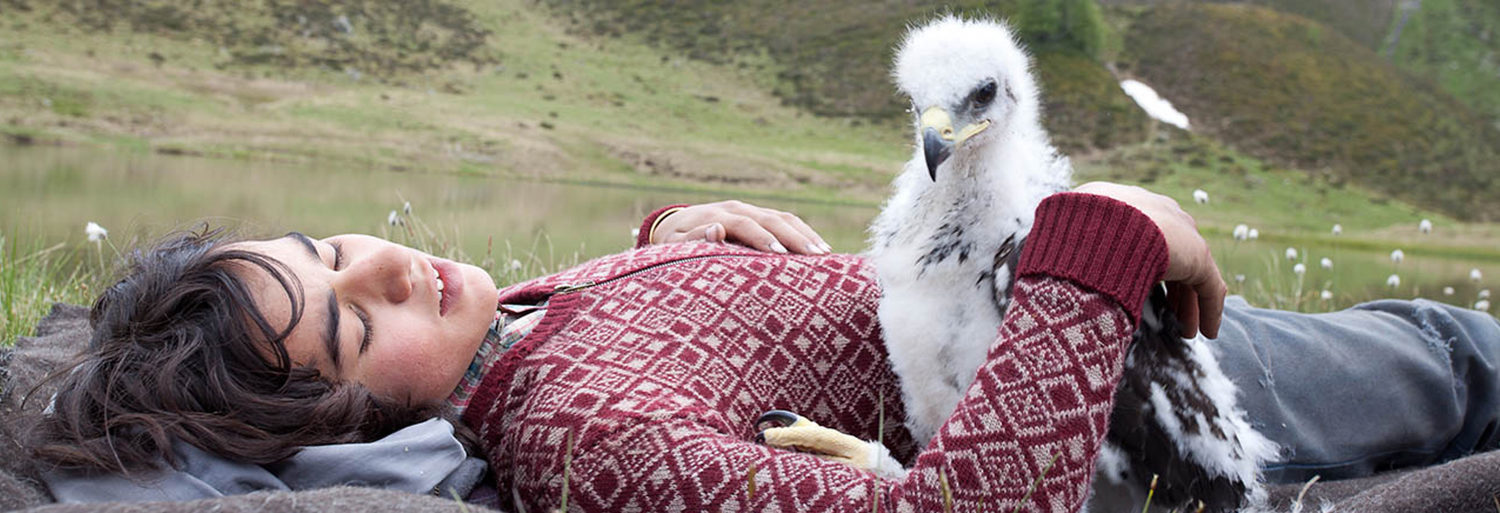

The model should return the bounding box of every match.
[30,227,453,473]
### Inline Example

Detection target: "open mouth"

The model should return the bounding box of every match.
[429,257,463,316]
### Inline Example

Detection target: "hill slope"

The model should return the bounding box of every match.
[544,0,1152,153]
[1119,3,1500,221]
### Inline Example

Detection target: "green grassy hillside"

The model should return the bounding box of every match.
[1119,3,1500,221]
[1102,0,1500,126]
[543,0,1151,153]
[0,0,1488,238]
[1383,0,1500,126]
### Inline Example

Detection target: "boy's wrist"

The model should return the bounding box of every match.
[637,204,690,248]
[1017,192,1169,322]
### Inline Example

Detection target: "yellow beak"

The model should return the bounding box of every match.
[919,107,991,180]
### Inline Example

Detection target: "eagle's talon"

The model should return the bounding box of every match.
[755,409,807,431]
[751,410,909,479]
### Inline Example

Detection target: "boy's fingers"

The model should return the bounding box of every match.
[780,212,832,253]
[1169,282,1200,339]
[665,223,727,244]
[754,213,826,255]
[722,216,788,253]
[1197,275,1227,339]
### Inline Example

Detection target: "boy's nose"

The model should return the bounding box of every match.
[338,245,413,304]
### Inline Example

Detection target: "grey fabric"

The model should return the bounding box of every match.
[23,485,488,513]
[1212,296,1500,482]
[0,304,494,511]
[1262,449,1500,513]
[1,303,91,511]
[43,418,477,503]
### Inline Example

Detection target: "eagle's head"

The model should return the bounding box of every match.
[893,16,1040,181]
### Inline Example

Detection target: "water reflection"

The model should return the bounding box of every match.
[2,144,1494,312]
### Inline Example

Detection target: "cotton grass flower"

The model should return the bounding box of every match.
[1234,274,1246,284]
[1248,228,1259,240]
[403,201,413,215]
[1320,258,1333,270]
[1293,263,1306,276]
[1193,189,1209,205]
[84,222,108,242]
[1444,286,1456,296]
[1476,300,1491,312]
[1387,274,1401,288]
[510,259,523,271]
[1473,269,1484,282]
[1233,224,1249,241]
[1481,289,1492,300]
[387,210,400,226]
[1389,249,1404,264]
[1285,247,1298,261]
[1320,290,1333,301]
[1419,219,1432,234]
[1331,224,1342,236]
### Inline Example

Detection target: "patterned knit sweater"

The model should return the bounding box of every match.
[460,193,1169,513]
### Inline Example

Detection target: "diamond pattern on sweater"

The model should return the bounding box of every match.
[466,242,1136,513]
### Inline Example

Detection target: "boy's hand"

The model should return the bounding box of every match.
[1073,182,1227,339]
[652,200,832,255]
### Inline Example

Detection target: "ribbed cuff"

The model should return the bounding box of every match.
[636,204,690,248]
[1017,193,1169,322]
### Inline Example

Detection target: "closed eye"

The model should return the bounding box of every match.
[331,241,347,270]
[354,305,373,355]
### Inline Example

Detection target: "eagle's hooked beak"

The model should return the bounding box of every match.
[919,106,992,181]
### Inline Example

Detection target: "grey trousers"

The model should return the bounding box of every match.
[1211,296,1500,483]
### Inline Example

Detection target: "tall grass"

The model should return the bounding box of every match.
[0,232,96,347]
[0,204,589,350]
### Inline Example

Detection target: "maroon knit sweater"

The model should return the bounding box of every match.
[460,193,1168,512]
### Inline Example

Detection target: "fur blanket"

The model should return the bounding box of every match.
[3,304,1497,513]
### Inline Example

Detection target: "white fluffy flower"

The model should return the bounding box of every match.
[1193,189,1209,205]
[1390,249,1404,264]
[1419,219,1432,234]
[1234,274,1246,284]
[631,227,641,239]
[1387,274,1401,288]
[387,210,400,226]
[509,259,523,271]
[1444,287,1455,296]
[1331,224,1342,236]
[1233,224,1249,241]
[1293,263,1306,276]
[1285,247,1298,261]
[1481,289,1492,300]
[1320,290,1333,301]
[84,222,108,242]
[1320,257,1333,270]
[1473,269,1484,282]
[1476,300,1491,312]
[403,201,413,215]
[1248,228,1259,240]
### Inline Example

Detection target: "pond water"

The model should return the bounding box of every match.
[2,144,1495,313]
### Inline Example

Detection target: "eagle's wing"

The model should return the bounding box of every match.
[1107,287,1276,512]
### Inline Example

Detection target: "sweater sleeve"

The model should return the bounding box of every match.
[561,193,1169,512]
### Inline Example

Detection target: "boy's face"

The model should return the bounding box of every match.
[231,233,499,406]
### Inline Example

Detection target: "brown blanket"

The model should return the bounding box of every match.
[3,304,1497,512]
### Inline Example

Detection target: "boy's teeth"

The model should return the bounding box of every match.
[436,277,445,291]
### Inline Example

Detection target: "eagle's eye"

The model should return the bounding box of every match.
[971,79,998,108]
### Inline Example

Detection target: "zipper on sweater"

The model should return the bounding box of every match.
[551,253,757,295]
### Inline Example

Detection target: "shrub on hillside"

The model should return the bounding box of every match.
[22,0,495,77]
